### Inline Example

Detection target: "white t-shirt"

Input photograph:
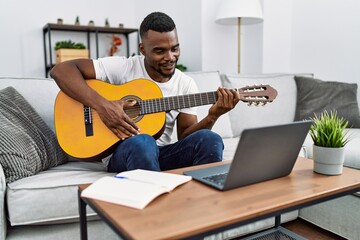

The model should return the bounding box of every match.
[92,55,198,146]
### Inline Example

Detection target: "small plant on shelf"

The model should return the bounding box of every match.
[75,16,80,25]
[54,40,86,50]
[105,18,110,27]
[54,40,88,64]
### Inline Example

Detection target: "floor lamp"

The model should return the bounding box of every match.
[215,0,263,73]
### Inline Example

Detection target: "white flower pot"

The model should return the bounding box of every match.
[313,145,345,175]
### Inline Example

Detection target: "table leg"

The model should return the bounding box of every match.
[275,215,281,227]
[78,189,88,240]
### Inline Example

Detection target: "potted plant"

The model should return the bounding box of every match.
[54,40,89,64]
[75,16,80,25]
[88,20,95,26]
[309,110,351,175]
[105,18,110,27]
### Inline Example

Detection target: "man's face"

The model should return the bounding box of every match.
[140,29,180,81]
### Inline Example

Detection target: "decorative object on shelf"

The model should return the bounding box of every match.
[176,64,187,72]
[118,23,124,28]
[109,35,122,56]
[88,20,95,26]
[57,18,63,25]
[54,40,89,63]
[75,16,80,25]
[310,110,351,175]
[105,18,110,27]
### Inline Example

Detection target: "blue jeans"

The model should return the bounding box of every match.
[107,129,223,173]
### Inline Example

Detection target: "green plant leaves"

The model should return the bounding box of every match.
[175,64,187,72]
[309,110,350,148]
[55,40,86,50]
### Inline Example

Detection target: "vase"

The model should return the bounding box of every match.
[313,145,345,175]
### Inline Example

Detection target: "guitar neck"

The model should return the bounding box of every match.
[140,91,220,114]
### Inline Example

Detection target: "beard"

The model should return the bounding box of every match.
[150,60,177,79]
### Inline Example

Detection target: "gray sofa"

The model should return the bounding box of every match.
[1,72,359,240]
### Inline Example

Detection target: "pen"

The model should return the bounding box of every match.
[113,175,156,185]
[114,176,128,179]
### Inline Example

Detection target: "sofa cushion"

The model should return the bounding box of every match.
[184,71,233,138]
[7,161,115,225]
[294,76,360,128]
[222,137,240,160]
[0,87,68,183]
[342,129,360,170]
[221,73,313,137]
[0,77,59,131]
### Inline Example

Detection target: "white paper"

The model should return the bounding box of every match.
[116,169,192,191]
[81,170,192,209]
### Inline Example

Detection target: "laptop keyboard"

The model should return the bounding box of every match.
[202,173,228,186]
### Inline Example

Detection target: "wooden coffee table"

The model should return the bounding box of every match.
[78,157,360,240]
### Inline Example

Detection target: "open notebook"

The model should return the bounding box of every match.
[81,169,191,209]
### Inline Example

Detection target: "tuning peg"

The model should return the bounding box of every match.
[254,102,260,106]
[261,102,267,106]
[247,102,253,106]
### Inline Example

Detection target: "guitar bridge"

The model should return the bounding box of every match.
[84,106,93,136]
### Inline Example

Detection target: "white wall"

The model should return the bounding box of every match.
[291,0,360,83]
[135,0,202,72]
[259,0,360,84]
[1,0,360,86]
[261,0,293,73]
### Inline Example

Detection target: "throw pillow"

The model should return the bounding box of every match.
[0,87,68,183]
[294,76,360,128]
[221,73,313,137]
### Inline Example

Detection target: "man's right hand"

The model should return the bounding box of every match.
[96,99,140,140]
[50,59,140,140]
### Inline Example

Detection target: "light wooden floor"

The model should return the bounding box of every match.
[231,218,346,239]
[281,218,346,240]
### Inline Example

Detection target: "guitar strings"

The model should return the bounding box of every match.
[86,89,268,120]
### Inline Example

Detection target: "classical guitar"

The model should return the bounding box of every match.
[54,79,277,159]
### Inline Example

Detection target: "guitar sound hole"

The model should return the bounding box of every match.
[123,96,143,123]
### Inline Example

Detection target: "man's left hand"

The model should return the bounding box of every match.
[208,87,240,118]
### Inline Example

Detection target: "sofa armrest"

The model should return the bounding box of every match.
[0,164,7,240]
[298,146,309,158]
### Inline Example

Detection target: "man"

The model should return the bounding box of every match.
[50,12,240,173]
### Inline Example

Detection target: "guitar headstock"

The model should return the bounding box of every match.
[238,84,278,106]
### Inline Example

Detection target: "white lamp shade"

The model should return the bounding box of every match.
[215,0,263,25]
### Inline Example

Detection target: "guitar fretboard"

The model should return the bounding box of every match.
[140,91,219,114]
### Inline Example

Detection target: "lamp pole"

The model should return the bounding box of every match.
[237,17,241,74]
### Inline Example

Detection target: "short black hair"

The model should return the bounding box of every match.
[140,12,176,39]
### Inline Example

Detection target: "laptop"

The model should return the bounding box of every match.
[183,121,312,191]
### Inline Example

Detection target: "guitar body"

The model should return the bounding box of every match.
[54,79,165,160]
